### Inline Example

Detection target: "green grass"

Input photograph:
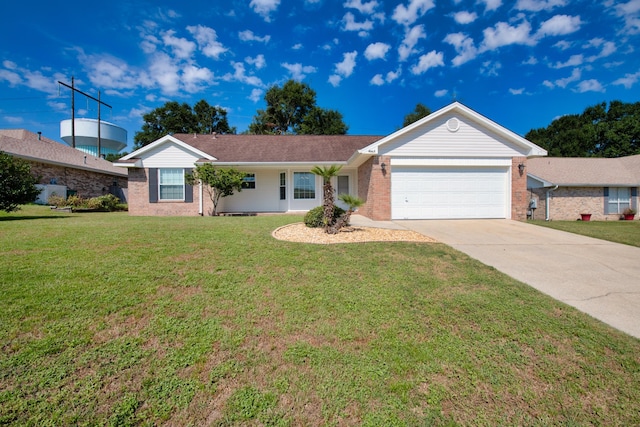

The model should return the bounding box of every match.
[1,205,639,426]
[530,219,640,247]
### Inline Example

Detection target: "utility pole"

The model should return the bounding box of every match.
[58,77,112,157]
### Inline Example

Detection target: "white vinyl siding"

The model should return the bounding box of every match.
[392,166,509,219]
[159,168,185,200]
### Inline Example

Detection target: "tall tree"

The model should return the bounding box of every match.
[403,103,431,127]
[248,80,348,135]
[0,152,41,213]
[525,101,640,157]
[134,100,235,149]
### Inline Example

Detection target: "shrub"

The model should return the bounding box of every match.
[66,195,87,208]
[47,194,68,207]
[304,205,345,228]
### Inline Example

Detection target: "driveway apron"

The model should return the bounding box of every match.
[395,219,640,340]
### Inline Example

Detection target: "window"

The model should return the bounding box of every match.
[242,173,256,189]
[293,172,315,199]
[279,172,286,200]
[608,187,631,214]
[159,168,184,200]
[337,175,349,196]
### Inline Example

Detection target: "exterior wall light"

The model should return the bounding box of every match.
[380,162,387,171]
[518,163,525,174]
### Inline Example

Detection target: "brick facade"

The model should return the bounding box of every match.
[529,186,637,221]
[127,168,212,216]
[511,157,528,221]
[30,161,127,202]
[357,155,391,220]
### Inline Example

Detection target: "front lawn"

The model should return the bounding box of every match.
[530,218,640,247]
[1,206,639,425]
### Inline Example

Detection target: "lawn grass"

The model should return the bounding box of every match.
[1,205,639,425]
[530,218,640,247]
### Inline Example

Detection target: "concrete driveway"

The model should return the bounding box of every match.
[395,219,640,340]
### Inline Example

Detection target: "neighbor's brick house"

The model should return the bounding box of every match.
[0,129,127,202]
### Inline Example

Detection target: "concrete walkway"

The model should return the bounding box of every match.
[387,219,640,339]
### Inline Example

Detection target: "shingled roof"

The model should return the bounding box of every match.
[0,129,126,177]
[528,155,640,186]
[170,133,383,163]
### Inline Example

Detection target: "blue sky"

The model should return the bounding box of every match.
[1,0,639,152]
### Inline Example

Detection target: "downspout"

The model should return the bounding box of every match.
[545,185,558,221]
[199,182,203,216]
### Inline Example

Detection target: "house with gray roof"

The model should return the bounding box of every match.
[527,155,640,221]
[0,129,127,203]
[115,102,546,220]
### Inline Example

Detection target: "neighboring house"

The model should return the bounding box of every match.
[115,102,547,220]
[0,129,128,203]
[527,156,640,221]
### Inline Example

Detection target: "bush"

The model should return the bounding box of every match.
[47,194,68,207]
[304,205,346,228]
[47,193,121,211]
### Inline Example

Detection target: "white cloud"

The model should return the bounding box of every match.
[292,43,303,50]
[238,30,271,43]
[587,41,617,62]
[555,68,581,88]
[553,54,583,68]
[281,62,317,80]
[434,89,448,97]
[370,74,385,85]
[516,0,566,11]
[149,53,180,94]
[344,0,379,15]
[250,0,280,22]
[0,69,22,86]
[523,56,538,65]
[480,60,502,76]
[410,50,444,74]
[329,51,357,86]
[536,15,582,38]
[386,68,401,82]
[182,65,214,93]
[187,25,228,59]
[444,32,478,66]
[615,0,640,34]
[2,60,17,70]
[248,88,263,103]
[3,116,24,124]
[479,0,502,12]
[576,79,605,93]
[612,71,640,88]
[222,62,264,87]
[364,42,391,60]
[161,30,196,60]
[342,12,374,35]
[246,54,266,69]
[509,87,525,95]
[398,25,426,61]
[453,11,477,24]
[392,0,435,26]
[481,21,535,51]
[335,51,358,77]
[553,40,572,50]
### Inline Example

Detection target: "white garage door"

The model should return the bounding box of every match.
[391,167,509,219]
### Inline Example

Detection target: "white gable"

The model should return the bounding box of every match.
[360,102,547,159]
[118,134,215,168]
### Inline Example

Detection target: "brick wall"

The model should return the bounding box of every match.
[357,155,391,220]
[127,168,211,216]
[530,186,630,221]
[511,157,528,221]
[30,161,127,201]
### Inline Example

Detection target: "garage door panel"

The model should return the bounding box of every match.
[392,167,508,219]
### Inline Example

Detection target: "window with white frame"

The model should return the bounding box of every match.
[159,168,185,200]
[608,187,631,214]
[242,173,256,189]
[293,172,315,199]
[279,172,286,200]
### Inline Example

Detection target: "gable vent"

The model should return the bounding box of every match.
[446,118,460,132]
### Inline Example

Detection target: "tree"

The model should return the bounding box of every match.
[0,151,41,213]
[310,165,342,232]
[525,101,640,157]
[185,165,246,216]
[134,100,235,149]
[328,193,365,234]
[248,80,348,135]
[403,103,431,127]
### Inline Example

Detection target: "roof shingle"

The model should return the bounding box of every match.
[528,155,640,186]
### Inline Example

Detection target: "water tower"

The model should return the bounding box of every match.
[60,118,127,157]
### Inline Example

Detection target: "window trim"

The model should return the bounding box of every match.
[607,187,631,214]
[293,171,316,200]
[158,168,185,201]
[242,173,256,189]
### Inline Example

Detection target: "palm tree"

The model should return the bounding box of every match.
[328,194,365,234]
[310,165,343,232]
